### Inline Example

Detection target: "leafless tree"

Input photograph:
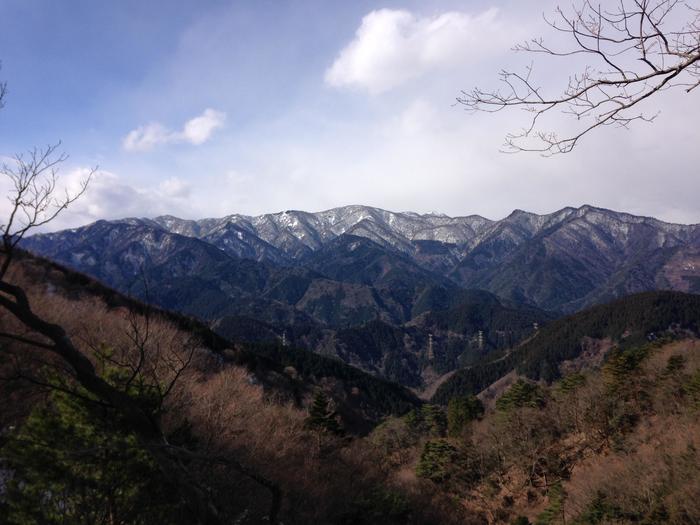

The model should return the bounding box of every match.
[0,70,280,523]
[458,1,700,155]
[1,143,92,279]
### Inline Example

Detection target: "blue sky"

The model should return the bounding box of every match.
[1,0,699,229]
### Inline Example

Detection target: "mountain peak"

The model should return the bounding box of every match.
[23,203,700,320]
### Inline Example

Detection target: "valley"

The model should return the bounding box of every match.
[22,204,700,393]
[3,247,699,524]
[3,1,700,522]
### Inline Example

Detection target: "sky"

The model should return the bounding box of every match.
[1,0,699,230]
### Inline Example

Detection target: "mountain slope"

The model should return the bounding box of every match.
[24,220,552,389]
[432,290,700,403]
[4,249,420,423]
[68,204,700,313]
[454,206,699,311]
[367,337,700,524]
[2,252,460,524]
[22,205,700,391]
[154,206,493,257]
[22,220,452,328]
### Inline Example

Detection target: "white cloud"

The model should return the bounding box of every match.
[158,176,192,199]
[0,168,203,232]
[393,98,442,136]
[122,123,172,152]
[325,8,508,94]
[181,108,226,145]
[122,108,226,151]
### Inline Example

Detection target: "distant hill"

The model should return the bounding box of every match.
[451,207,700,312]
[432,290,700,404]
[22,204,700,391]
[200,289,551,388]
[23,220,552,388]
[23,221,455,328]
[26,205,700,315]
[7,249,420,427]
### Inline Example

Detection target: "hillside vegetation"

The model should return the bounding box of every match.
[0,254,447,524]
[2,253,700,523]
[433,291,700,403]
[369,337,700,524]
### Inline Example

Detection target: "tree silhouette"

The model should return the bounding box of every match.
[0,66,280,524]
[459,1,700,155]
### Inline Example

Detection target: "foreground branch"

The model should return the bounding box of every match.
[459,0,700,154]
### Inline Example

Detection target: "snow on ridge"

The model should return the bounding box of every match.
[44,205,699,263]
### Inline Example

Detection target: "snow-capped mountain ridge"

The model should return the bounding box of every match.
[24,204,700,314]
[150,204,697,259]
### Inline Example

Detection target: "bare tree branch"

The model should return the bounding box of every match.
[0,61,282,525]
[0,144,94,278]
[458,0,700,155]
[0,61,6,111]
[0,330,55,350]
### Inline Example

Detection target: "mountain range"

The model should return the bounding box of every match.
[9,241,700,525]
[23,204,700,388]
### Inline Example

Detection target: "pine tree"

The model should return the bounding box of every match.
[415,440,458,483]
[447,395,484,437]
[535,482,566,525]
[496,380,546,412]
[306,390,342,435]
[1,388,183,524]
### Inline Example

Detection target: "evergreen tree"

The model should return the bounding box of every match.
[0,389,183,524]
[405,404,448,437]
[558,373,586,394]
[420,404,447,437]
[535,482,566,525]
[415,440,459,483]
[496,380,546,412]
[306,390,342,435]
[447,395,484,437]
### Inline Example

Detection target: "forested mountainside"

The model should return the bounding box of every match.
[214,292,548,388]
[21,221,552,389]
[22,204,700,391]
[23,221,454,327]
[0,252,446,524]
[370,337,700,524]
[1,251,420,428]
[3,253,700,524]
[25,205,700,315]
[432,291,700,404]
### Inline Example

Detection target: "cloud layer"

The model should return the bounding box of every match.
[123,108,226,152]
[4,1,699,233]
[325,8,507,93]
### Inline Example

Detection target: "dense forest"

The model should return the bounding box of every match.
[2,251,700,523]
[3,0,700,521]
[371,336,700,523]
[433,291,700,404]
